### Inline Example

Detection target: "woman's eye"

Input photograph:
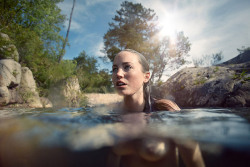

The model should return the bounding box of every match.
[112,67,118,73]
[124,65,132,71]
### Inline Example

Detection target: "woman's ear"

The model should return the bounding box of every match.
[144,72,150,83]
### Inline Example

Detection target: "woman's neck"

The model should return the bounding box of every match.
[122,92,145,113]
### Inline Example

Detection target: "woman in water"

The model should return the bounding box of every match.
[112,49,180,113]
[108,49,205,167]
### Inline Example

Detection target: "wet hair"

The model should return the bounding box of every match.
[116,49,180,112]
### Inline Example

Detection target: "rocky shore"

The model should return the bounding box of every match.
[0,33,83,108]
[153,50,250,108]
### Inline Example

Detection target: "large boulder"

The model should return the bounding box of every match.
[0,33,48,108]
[155,62,250,107]
[0,59,22,104]
[0,59,21,87]
[48,76,83,107]
[18,67,43,108]
[0,86,9,104]
[0,33,19,61]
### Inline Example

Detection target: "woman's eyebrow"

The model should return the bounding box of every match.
[122,62,132,65]
[113,62,133,67]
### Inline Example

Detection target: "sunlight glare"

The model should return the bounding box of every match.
[159,12,178,44]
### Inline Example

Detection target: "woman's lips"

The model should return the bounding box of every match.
[116,81,127,87]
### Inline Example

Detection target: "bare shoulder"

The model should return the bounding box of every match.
[154,99,180,111]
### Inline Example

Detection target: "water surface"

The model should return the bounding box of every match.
[0,107,250,167]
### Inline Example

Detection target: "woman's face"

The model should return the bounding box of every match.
[112,51,150,96]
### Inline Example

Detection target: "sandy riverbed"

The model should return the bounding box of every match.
[85,93,123,106]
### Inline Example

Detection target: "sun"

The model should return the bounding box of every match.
[158,12,178,43]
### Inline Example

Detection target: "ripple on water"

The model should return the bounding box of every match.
[0,107,250,151]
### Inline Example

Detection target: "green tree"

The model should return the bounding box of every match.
[103,1,191,82]
[74,51,98,74]
[150,32,191,82]
[0,0,65,63]
[0,0,75,96]
[74,51,113,93]
[103,1,158,62]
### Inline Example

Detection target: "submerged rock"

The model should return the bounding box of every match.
[40,97,53,108]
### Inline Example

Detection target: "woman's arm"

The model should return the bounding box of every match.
[177,140,205,167]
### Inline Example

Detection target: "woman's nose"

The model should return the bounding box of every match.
[116,68,124,78]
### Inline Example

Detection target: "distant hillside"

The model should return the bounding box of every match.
[221,50,250,65]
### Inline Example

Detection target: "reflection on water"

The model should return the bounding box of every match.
[0,107,250,167]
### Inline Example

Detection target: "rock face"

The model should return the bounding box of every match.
[0,59,21,87]
[0,33,44,108]
[48,76,83,107]
[155,62,250,108]
[18,67,43,108]
[0,59,22,104]
[0,60,43,107]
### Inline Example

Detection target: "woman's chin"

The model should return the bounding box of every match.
[116,89,129,96]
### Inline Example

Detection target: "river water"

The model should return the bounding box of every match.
[0,107,250,167]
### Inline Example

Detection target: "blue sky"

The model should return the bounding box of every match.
[58,0,250,74]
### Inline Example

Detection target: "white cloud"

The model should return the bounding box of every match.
[68,20,82,31]
[90,41,106,57]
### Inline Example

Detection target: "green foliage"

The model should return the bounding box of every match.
[0,0,77,97]
[194,78,207,85]
[32,58,77,97]
[74,51,98,73]
[103,1,159,61]
[20,90,35,103]
[232,70,249,81]
[78,93,89,107]
[74,51,114,93]
[213,66,219,73]
[12,69,19,77]
[0,0,65,62]
[0,35,16,60]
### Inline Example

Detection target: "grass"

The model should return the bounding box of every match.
[213,66,219,73]
[232,70,248,80]
[194,78,207,85]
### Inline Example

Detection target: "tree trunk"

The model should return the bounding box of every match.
[58,0,76,63]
